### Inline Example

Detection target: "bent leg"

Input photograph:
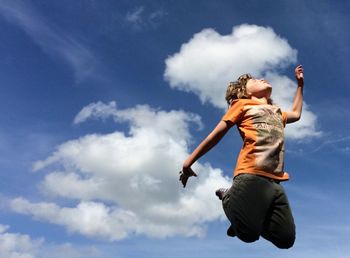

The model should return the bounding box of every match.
[222,174,275,243]
[261,183,296,249]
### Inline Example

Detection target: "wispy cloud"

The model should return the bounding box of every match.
[0,0,97,82]
[125,6,166,30]
[126,6,144,27]
[309,135,350,154]
[73,101,121,125]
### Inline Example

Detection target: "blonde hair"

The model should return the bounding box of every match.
[225,73,273,106]
[225,74,252,106]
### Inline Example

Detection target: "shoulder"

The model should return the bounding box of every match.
[229,99,252,109]
[222,99,248,123]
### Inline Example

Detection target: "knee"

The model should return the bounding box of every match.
[274,234,295,249]
[237,230,260,243]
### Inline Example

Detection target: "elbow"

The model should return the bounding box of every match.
[287,111,301,123]
[294,113,301,121]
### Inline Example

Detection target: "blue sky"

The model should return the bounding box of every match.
[0,0,350,257]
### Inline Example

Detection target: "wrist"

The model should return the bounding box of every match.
[182,163,190,170]
[296,78,304,87]
[183,159,193,170]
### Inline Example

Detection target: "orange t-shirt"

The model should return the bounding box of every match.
[222,99,289,181]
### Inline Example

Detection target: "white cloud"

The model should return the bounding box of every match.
[16,102,231,241]
[164,24,297,108]
[164,24,320,139]
[10,199,137,241]
[0,224,101,258]
[0,0,96,81]
[73,101,119,125]
[0,224,42,258]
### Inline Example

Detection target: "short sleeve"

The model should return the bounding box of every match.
[282,111,288,127]
[222,99,245,124]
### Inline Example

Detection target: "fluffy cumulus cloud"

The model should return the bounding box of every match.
[0,224,42,258]
[0,224,100,258]
[11,102,231,241]
[164,24,320,139]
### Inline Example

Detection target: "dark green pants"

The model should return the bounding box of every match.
[222,173,295,249]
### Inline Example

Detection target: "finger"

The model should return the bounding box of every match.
[179,172,187,184]
[295,66,302,72]
[180,173,187,182]
[182,176,188,187]
[179,171,183,181]
[296,69,303,75]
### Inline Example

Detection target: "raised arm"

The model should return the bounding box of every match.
[286,65,304,124]
[180,120,233,187]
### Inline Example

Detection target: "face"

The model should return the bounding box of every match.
[245,78,272,98]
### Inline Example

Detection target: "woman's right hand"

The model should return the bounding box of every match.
[179,166,197,188]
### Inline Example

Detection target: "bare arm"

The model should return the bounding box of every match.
[286,65,304,124]
[179,120,233,187]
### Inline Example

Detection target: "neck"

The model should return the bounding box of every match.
[250,96,269,104]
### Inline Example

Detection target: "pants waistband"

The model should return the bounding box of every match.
[235,173,281,184]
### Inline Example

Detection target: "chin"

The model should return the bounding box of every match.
[266,85,272,93]
[265,87,272,97]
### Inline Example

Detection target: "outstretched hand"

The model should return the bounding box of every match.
[179,167,197,188]
[295,65,304,86]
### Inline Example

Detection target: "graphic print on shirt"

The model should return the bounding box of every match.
[246,105,285,173]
